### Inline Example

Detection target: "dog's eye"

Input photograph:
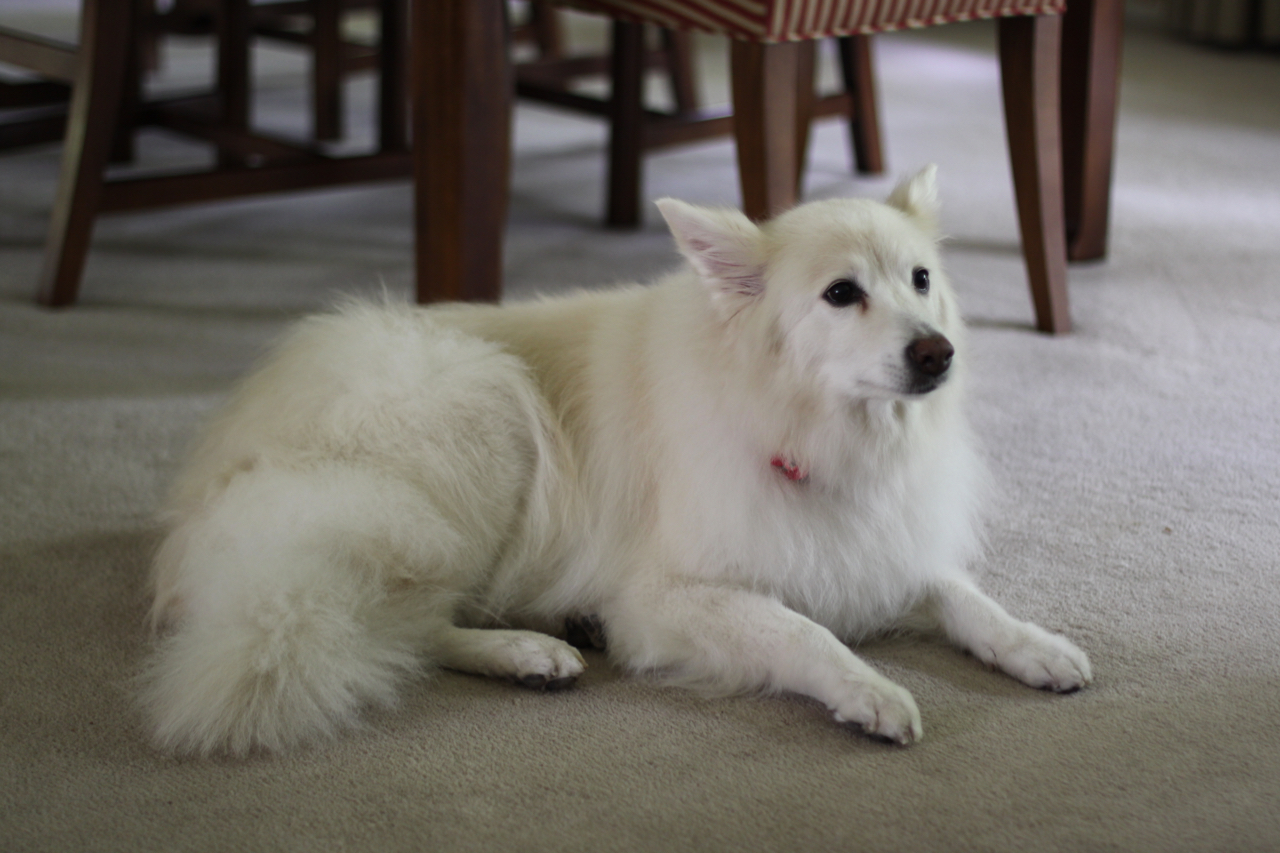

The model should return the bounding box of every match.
[912,267,930,294]
[823,279,866,308]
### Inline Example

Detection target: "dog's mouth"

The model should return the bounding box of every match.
[903,371,950,396]
[850,337,955,399]
[855,371,950,399]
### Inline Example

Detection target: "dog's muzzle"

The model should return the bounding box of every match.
[904,333,954,393]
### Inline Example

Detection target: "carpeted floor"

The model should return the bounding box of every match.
[3,6,1280,852]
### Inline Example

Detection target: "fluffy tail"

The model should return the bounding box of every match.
[139,471,452,756]
[139,584,426,757]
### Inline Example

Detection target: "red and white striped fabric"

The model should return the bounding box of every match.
[551,0,1065,41]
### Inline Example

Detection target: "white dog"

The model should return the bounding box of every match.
[140,167,1091,755]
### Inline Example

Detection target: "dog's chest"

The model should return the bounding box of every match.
[663,464,935,634]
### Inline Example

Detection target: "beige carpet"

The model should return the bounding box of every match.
[3,7,1280,851]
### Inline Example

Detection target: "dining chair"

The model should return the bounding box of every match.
[515,9,884,228]
[414,0,1123,335]
[548,0,1071,332]
[1,0,409,306]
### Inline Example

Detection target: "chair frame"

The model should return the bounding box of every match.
[414,0,1125,334]
[1,0,410,307]
[515,18,883,228]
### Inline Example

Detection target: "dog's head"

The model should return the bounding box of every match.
[657,166,961,404]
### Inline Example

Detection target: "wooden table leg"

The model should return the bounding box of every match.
[412,0,511,303]
[1061,0,1124,262]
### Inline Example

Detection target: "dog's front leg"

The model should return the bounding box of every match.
[928,578,1092,692]
[603,579,923,744]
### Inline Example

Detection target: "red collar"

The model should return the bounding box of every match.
[770,456,808,483]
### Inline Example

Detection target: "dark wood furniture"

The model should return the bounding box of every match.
[1061,0,1124,262]
[1000,14,1070,334]
[413,0,1124,335]
[516,18,883,228]
[148,0,383,142]
[1,0,133,307]
[0,0,409,306]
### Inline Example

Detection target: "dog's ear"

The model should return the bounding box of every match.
[887,164,940,232]
[656,198,765,308]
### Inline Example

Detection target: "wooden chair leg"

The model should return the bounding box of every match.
[528,0,563,59]
[794,40,816,195]
[999,14,1071,334]
[108,39,139,164]
[217,0,251,168]
[412,0,510,303]
[377,0,407,152]
[660,29,698,117]
[606,21,645,228]
[36,0,133,307]
[312,0,343,141]
[731,40,803,221]
[110,0,149,164]
[837,35,884,175]
[1061,0,1123,261]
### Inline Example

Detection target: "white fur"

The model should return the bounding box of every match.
[140,168,1091,754]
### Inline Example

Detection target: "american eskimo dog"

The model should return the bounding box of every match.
[140,167,1090,755]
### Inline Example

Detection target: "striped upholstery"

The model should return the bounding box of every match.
[551,0,1065,40]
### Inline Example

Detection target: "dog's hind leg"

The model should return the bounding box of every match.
[927,578,1092,693]
[433,625,586,689]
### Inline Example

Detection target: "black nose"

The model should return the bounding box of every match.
[906,334,954,378]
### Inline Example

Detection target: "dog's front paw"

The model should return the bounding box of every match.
[506,635,587,690]
[975,623,1092,693]
[830,674,923,745]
